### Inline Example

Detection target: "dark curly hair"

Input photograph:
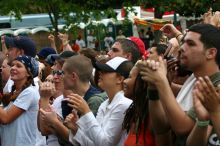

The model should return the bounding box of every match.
[122,73,149,145]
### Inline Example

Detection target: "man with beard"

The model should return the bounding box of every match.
[137,23,220,146]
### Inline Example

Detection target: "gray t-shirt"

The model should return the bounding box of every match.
[0,85,39,146]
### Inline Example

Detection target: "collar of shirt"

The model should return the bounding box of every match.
[106,91,124,110]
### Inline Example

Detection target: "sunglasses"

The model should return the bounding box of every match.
[52,70,64,76]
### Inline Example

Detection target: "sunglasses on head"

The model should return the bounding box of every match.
[52,70,64,76]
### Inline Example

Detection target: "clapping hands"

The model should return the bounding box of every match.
[39,81,56,99]
[193,76,220,116]
[64,110,79,135]
[65,93,91,115]
[136,57,168,85]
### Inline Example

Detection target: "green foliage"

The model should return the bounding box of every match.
[173,0,216,17]
[141,0,218,17]
[0,0,219,31]
[0,0,30,20]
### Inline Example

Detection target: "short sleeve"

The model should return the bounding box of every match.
[13,87,39,111]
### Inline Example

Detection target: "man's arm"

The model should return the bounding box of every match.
[1,36,7,54]
[186,124,212,146]
[38,98,53,135]
[38,82,56,135]
[48,34,58,53]
[138,58,195,135]
[155,76,195,135]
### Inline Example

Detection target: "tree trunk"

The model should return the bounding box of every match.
[153,8,163,44]
[154,8,163,19]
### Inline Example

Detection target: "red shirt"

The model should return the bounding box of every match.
[124,123,155,146]
[71,44,80,52]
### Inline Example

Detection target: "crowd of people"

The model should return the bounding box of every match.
[0,9,220,146]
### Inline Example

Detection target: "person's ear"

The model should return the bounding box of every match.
[71,72,78,82]
[20,49,24,55]
[15,48,23,56]
[206,48,217,60]
[125,52,132,61]
[116,74,125,85]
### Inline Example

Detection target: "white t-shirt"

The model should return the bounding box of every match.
[3,77,48,146]
[3,77,40,93]
[76,39,85,49]
[104,36,114,49]
[87,35,96,49]
[0,86,39,146]
[176,74,196,111]
[52,95,63,119]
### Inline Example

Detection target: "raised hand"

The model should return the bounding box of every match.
[1,35,5,44]
[66,93,91,115]
[160,24,182,39]
[192,87,210,121]
[137,57,168,84]
[39,81,56,99]
[58,32,69,44]
[203,9,212,24]
[195,76,220,115]
[48,34,55,42]
[167,38,180,57]
[211,11,220,27]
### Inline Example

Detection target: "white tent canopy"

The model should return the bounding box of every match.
[14,28,31,36]
[0,26,50,36]
[0,29,14,36]
[31,27,49,34]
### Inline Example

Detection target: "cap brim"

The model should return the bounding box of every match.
[37,53,45,59]
[59,51,76,59]
[50,54,60,61]
[95,62,115,72]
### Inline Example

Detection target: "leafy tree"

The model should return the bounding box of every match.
[174,0,217,17]
[141,0,219,18]
[0,0,218,44]
[0,0,138,32]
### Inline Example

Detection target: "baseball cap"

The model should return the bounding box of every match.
[37,47,57,59]
[95,57,131,78]
[45,54,56,66]
[128,36,149,59]
[5,36,37,57]
[51,51,77,61]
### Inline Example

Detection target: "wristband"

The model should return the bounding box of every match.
[196,119,210,127]
[175,33,183,39]
[147,88,159,100]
